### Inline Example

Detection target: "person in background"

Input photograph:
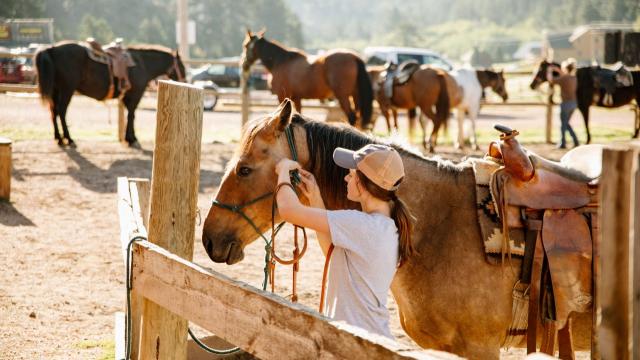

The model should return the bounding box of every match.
[547,58,579,149]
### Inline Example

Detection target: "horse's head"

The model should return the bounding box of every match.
[202,99,309,264]
[530,60,559,90]
[168,51,186,82]
[241,29,265,72]
[490,70,508,102]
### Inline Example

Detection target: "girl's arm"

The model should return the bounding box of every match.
[275,160,332,254]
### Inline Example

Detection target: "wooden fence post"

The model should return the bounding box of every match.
[118,100,126,143]
[241,69,250,127]
[0,137,11,201]
[138,80,203,360]
[545,87,554,144]
[599,147,637,360]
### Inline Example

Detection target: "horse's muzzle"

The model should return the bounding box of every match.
[202,232,245,265]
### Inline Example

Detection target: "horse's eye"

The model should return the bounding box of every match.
[238,166,252,177]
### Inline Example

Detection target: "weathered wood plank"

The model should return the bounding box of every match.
[139,80,203,360]
[599,148,635,360]
[132,241,459,360]
[0,137,11,201]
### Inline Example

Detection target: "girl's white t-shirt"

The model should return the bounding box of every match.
[324,209,399,338]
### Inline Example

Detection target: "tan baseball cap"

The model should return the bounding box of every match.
[333,144,405,191]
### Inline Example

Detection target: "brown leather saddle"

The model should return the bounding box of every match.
[85,38,135,99]
[488,124,600,358]
[381,60,421,99]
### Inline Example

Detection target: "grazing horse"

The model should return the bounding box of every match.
[451,68,508,150]
[35,41,185,147]
[241,30,373,129]
[530,60,640,143]
[369,65,457,152]
[201,99,592,359]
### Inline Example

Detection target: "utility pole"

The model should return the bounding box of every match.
[177,0,189,60]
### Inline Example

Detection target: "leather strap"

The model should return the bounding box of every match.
[527,230,545,353]
[319,244,335,313]
[558,318,575,360]
[540,320,556,354]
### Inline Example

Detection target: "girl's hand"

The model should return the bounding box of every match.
[275,158,301,176]
[298,169,324,208]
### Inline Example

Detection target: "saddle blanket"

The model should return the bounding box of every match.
[469,157,525,264]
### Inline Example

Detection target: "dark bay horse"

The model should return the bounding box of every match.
[531,60,640,143]
[35,41,185,146]
[201,99,592,358]
[241,30,373,129]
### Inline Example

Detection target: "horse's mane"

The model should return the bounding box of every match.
[256,37,305,69]
[290,114,461,210]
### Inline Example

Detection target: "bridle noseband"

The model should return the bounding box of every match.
[211,125,307,298]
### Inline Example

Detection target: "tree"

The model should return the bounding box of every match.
[77,14,114,43]
[0,0,44,18]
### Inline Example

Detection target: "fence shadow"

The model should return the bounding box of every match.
[63,148,224,194]
[0,200,35,226]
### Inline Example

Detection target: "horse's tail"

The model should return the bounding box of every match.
[355,58,374,129]
[435,71,450,132]
[35,47,55,103]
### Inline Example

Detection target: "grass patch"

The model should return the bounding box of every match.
[75,339,115,360]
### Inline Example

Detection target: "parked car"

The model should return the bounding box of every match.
[0,57,24,84]
[189,56,269,90]
[363,46,453,71]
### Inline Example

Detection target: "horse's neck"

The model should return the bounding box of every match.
[476,70,491,88]
[258,40,302,70]
[135,51,171,81]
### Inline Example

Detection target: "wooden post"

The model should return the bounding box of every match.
[634,153,640,360]
[138,80,203,360]
[0,137,11,201]
[240,69,250,126]
[599,147,636,360]
[545,86,554,144]
[118,177,150,360]
[118,100,126,143]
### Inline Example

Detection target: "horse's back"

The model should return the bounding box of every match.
[451,68,481,108]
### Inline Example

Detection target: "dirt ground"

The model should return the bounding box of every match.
[1,92,634,359]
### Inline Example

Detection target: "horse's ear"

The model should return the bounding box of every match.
[257,28,266,37]
[246,28,253,38]
[268,99,293,132]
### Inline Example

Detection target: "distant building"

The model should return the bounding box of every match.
[542,23,636,65]
[0,19,54,49]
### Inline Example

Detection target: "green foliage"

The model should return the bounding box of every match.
[77,14,114,43]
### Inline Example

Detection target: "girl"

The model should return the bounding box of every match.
[274,143,414,338]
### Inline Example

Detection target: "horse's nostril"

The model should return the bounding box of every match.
[203,234,213,254]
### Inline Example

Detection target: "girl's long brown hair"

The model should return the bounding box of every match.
[356,170,415,267]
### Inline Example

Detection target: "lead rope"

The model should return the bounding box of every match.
[319,244,335,313]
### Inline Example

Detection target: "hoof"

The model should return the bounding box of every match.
[67,140,77,148]
[128,141,142,149]
[57,139,65,147]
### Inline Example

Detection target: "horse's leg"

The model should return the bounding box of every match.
[392,108,399,132]
[336,95,357,127]
[455,107,465,150]
[292,97,302,113]
[419,111,432,151]
[470,106,480,151]
[380,105,392,135]
[578,103,591,144]
[123,90,145,147]
[49,91,62,146]
[56,89,75,147]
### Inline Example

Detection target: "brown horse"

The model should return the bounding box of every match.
[370,65,459,152]
[201,100,593,359]
[241,30,373,129]
[367,66,417,135]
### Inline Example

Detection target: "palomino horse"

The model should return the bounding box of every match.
[35,41,185,147]
[530,60,640,143]
[241,30,374,129]
[369,65,458,152]
[451,68,508,150]
[201,99,593,359]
